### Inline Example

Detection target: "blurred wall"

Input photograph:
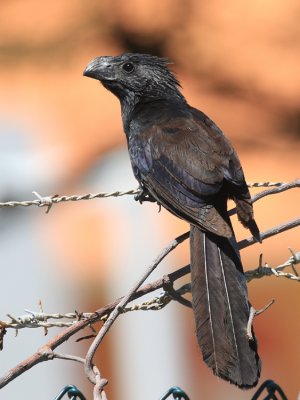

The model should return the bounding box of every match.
[0,1,299,399]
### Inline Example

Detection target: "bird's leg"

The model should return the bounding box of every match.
[134,184,162,212]
[134,184,156,204]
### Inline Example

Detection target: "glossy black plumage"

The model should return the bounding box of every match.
[83,53,261,388]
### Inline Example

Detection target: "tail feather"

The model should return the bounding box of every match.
[233,195,262,243]
[190,225,261,388]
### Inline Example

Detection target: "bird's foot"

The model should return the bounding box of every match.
[134,186,156,204]
[135,185,162,212]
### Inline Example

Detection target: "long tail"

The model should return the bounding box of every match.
[190,225,261,389]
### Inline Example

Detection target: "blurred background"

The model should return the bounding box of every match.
[0,0,299,399]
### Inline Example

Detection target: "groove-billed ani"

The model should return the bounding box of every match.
[83,53,262,389]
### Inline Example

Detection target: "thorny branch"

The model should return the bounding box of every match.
[84,231,189,385]
[1,248,298,332]
[0,227,299,393]
[0,179,299,399]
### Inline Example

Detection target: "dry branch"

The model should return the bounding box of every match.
[1,245,299,333]
[0,179,299,398]
[0,222,299,391]
[84,231,189,385]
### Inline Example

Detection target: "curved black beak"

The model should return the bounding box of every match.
[83,56,113,81]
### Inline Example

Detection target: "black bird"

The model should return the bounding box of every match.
[83,53,262,389]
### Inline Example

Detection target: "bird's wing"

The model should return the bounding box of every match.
[130,111,247,237]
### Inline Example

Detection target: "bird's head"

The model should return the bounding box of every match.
[83,53,183,102]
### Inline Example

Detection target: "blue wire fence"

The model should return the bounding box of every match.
[53,380,288,400]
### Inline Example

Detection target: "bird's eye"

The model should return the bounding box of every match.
[122,62,134,73]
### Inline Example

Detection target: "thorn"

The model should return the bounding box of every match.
[288,248,299,276]
[75,334,96,343]
[75,310,83,321]
[116,304,125,313]
[247,299,275,340]
[0,328,6,351]
[288,247,296,258]
[7,314,19,324]
[32,191,55,214]
[255,299,275,317]
[38,300,48,336]
[162,276,192,308]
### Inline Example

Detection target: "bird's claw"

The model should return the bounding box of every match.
[134,187,156,204]
[134,186,161,212]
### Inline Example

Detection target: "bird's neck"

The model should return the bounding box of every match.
[120,91,140,133]
[120,90,187,134]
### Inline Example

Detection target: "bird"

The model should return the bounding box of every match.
[83,53,262,389]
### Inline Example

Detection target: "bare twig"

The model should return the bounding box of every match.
[247,300,275,340]
[48,351,109,400]
[0,230,298,391]
[0,179,298,395]
[52,353,85,364]
[93,366,108,400]
[84,231,189,384]
[0,232,189,389]
[238,217,300,250]
[1,245,298,334]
